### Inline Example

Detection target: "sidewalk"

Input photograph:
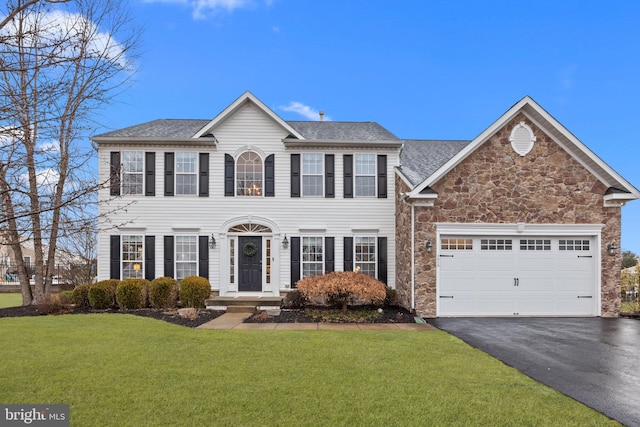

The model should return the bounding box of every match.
[197,312,437,330]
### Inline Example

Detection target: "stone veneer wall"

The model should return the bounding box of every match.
[395,176,413,312]
[398,113,622,317]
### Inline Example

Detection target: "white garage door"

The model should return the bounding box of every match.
[438,236,598,316]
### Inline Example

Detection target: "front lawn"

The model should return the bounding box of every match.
[0,314,617,426]
[0,292,21,308]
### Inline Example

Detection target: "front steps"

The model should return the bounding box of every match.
[206,296,283,313]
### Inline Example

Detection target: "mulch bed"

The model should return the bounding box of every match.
[0,305,225,328]
[0,304,417,327]
[245,306,416,323]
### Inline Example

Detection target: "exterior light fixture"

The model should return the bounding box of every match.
[209,234,216,249]
[607,242,618,256]
[282,235,289,249]
[425,238,433,252]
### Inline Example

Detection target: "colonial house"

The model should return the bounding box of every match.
[93,92,639,317]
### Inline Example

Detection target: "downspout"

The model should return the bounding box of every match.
[411,203,415,311]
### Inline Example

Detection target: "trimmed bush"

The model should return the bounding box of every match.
[296,271,386,313]
[385,286,399,307]
[72,284,91,307]
[116,279,150,309]
[179,276,211,308]
[88,284,112,309]
[95,279,120,307]
[36,293,72,315]
[282,289,306,309]
[149,277,178,309]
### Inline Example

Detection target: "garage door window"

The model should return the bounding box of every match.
[441,238,473,250]
[559,239,590,251]
[520,239,551,251]
[480,239,512,250]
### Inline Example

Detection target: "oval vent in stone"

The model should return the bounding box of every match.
[509,121,536,156]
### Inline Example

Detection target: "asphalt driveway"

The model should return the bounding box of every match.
[429,318,640,426]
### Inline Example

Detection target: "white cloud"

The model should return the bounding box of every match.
[144,0,269,19]
[36,141,60,153]
[0,9,131,70]
[280,102,330,121]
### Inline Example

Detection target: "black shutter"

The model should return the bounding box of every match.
[377,237,387,284]
[325,154,335,198]
[265,154,275,197]
[291,154,300,197]
[110,152,120,196]
[145,152,155,196]
[164,152,174,196]
[199,236,209,279]
[164,236,174,278]
[145,235,155,281]
[377,155,387,198]
[199,153,209,197]
[291,236,301,288]
[343,154,353,198]
[224,154,234,197]
[109,235,120,279]
[325,237,335,273]
[344,237,353,272]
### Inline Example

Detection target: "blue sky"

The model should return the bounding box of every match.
[96,0,640,253]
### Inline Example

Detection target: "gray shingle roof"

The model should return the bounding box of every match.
[399,140,471,186]
[287,121,399,141]
[94,119,399,141]
[94,119,209,138]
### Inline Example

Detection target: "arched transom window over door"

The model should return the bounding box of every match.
[237,151,263,196]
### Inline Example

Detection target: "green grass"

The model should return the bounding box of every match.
[0,292,21,308]
[0,314,618,426]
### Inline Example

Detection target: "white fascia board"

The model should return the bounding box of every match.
[395,167,415,189]
[435,222,604,236]
[93,137,217,147]
[408,96,640,200]
[408,97,532,198]
[192,91,304,140]
[283,139,403,150]
[520,106,640,200]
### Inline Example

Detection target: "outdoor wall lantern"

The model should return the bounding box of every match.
[209,234,216,249]
[425,238,433,253]
[607,242,618,256]
[282,235,289,249]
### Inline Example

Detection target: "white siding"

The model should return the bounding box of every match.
[97,102,398,294]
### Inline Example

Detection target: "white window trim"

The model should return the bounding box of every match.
[175,152,198,196]
[354,235,377,277]
[236,151,264,197]
[354,153,376,198]
[122,150,144,196]
[122,235,144,279]
[175,235,198,281]
[301,235,324,279]
[302,153,324,197]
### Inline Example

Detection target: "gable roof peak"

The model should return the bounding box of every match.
[192,91,304,139]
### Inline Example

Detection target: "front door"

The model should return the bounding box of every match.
[238,236,262,292]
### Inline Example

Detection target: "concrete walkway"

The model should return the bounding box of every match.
[197,312,436,330]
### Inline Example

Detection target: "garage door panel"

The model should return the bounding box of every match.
[439,235,598,317]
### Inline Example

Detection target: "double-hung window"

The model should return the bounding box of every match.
[122,151,143,195]
[355,154,376,197]
[175,236,197,280]
[175,152,197,195]
[302,236,324,278]
[302,153,323,197]
[355,236,376,277]
[122,235,143,279]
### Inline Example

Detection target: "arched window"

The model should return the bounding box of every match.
[237,151,263,196]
